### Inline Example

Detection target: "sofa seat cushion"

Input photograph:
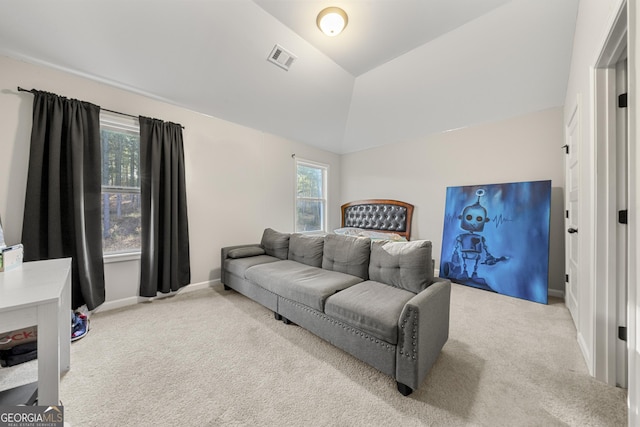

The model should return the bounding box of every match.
[324,281,415,345]
[245,260,363,311]
[225,255,281,279]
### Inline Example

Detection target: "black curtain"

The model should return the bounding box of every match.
[139,116,191,296]
[22,90,105,310]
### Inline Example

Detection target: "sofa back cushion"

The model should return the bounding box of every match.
[369,240,434,293]
[322,234,371,280]
[288,234,324,268]
[261,228,290,260]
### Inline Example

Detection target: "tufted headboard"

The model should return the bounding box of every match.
[341,199,414,241]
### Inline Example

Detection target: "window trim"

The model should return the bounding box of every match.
[104,251,141,264]
[294,158,328,233]
[101,111,139,134]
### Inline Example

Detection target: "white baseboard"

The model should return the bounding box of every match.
[95,279,220,313]
[577,331,593,376]
[548,288,565,299]
[95,296,140,313]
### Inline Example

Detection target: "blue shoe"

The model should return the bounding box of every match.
[71,312,89,342]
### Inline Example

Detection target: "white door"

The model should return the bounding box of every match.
[565,101,580,327]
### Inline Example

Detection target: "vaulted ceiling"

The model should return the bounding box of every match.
[0,0,579,154]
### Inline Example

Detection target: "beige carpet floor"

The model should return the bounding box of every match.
[0,283,628,426]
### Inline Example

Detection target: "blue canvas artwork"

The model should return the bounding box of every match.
[439,180,551,304]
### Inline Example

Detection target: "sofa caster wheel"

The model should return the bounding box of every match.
[274,312,282,321]
[223,284,231,291]
[282,317,292,325]
[397,382,413,396]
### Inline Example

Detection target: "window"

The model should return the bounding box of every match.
[295,159,328,233]
[100,113,141,254]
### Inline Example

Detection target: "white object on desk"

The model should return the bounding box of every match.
[0,258,71,406]
[0,244,24,272]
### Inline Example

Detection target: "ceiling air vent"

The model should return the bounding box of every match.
[268,44,296,71]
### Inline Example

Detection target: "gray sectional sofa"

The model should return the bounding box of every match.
[220,228,451,396]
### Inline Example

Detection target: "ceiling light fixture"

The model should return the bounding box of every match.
[316,7,348,37]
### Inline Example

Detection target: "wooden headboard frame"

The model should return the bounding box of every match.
[340,199,415,241]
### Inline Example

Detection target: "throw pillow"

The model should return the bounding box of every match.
[227,247,266,259]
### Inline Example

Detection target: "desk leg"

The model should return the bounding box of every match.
[59,273,71,373]
[37,301,60,406]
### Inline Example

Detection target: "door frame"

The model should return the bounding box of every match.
[627,1,639,422]
[592,0,627,386]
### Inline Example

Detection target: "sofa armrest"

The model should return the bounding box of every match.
[396,278,451,391]
[220,244,261,284]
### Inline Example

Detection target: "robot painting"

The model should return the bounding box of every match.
[440,180,552,304]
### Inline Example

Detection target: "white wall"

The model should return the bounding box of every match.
[340,107,566,295]
[343,0,578,153]
[0,55,342,308]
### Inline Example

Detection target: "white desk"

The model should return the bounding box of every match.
[0,258,71,406]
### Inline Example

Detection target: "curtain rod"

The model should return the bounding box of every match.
[17,87,185,129]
